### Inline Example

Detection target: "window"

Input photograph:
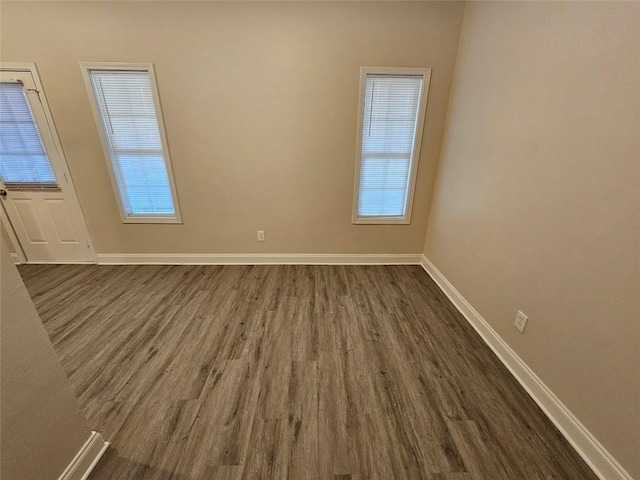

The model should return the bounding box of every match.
[352,67,431,224]
[80,63,181,223]
[0,82,58,188]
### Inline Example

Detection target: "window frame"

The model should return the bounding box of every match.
[352,66,431,225]
[79,62,182,224]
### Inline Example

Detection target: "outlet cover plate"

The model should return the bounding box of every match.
[514,310,528,333]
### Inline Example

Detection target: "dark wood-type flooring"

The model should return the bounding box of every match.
[18,264,598,479]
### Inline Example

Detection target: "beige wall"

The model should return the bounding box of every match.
[424,1,639,477]
[1,237,91,479]
[0,1,463,255]
[3,0,637,476]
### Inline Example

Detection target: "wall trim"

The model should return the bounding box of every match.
[96,253,423,265]
[420,255,632,480]
[58,431,109,480]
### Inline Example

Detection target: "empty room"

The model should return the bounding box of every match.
[1,1,638,479]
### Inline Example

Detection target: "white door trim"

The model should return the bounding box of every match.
[0,62,96,263]
[1,201,27,263]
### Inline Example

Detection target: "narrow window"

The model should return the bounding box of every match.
[81,63,181,223]
[0,82,58,188]
[353,67,430,224]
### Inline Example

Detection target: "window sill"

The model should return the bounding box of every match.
[352,216,411,225]
[122,216,182,224]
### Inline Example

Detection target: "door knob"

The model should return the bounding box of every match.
[0,189,6,197]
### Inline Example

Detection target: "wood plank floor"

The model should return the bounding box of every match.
[18,264,597,480]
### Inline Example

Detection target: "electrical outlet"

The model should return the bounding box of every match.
[514,310,528,333]
[257,230,265,242]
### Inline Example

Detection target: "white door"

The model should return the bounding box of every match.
[0,66,94,263]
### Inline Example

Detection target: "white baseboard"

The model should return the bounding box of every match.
[420,255,632,480]
[96,253,423,265]
[58,431,109,480]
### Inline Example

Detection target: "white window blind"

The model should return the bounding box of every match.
[0,82,57,188]
[87,69,177,218]
[356,73,424,220]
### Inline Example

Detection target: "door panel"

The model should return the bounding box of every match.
[0,66,94,263]
[13,199,46,243]
[45,198,77,243]
[3,191,90,261]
